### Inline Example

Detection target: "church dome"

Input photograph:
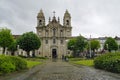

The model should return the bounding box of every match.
[37,9,45,18]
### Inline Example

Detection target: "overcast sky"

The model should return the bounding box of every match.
[0,0,120,38]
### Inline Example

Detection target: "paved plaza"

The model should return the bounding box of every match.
[24,60,120,80]
[1,59,120,80]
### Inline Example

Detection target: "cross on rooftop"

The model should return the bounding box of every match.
[53,11,55,16]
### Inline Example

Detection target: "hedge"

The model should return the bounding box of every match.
[0,55,27,74]
[94,52,120,73]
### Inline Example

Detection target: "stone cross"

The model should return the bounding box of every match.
[53,11,55,16]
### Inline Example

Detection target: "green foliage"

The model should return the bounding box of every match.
[67,38,76,50]
[90,39,100,51]
[73,59,94,67]
[104,37,118,52]
[8,40,17,55]
[75,35,87,52]
[17,32,41,57]
[66,55,74,58]
[69,58,84,61]
[27,60,42,68]
[94,52,120,73]
[67,35,87,57]
[0,28,14,54]
[0,55,27,74]
[9,56,27,71]
[0,62,15,74]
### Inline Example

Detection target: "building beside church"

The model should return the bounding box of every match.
[36,10,72,58]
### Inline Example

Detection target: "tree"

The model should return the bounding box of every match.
[104,37,118,52]
[8,40,17,56]
[90,39,100,52]
[89,39,100,58]
[67,38,76,57]
[67,38,76,50]
[75,35,87,53]
[67,35,87,57]
[0,28,14,54]
[17,32,41,57]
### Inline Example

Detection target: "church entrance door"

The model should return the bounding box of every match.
[52,49,57,59]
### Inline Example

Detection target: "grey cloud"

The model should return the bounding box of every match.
[0,0,120,37]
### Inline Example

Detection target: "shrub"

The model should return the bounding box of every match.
[0,55,15,74]
[0,55,27,74]
[0,62,15,73]
[9,56,27,71]
[94,52,120,73]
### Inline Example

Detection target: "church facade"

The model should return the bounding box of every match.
[36,10,72,58]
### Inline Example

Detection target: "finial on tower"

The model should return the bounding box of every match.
[53,11,56,16]
[40,9,43,12]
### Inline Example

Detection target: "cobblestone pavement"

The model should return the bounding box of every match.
[24,59,120,80]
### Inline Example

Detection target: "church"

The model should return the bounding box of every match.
[36,10,72,58]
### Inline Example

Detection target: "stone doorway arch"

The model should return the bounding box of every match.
[52,49,57,58]
[51,46,58,59]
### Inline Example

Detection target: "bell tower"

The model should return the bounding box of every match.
[63,10,71,27]
[37,9,45,27]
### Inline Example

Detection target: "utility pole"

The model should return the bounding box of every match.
[89,35,92,58]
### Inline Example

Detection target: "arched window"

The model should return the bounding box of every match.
[53,28,56,36]
[66,20,69,25]
[60,30,63,37]
[46,40,48,44]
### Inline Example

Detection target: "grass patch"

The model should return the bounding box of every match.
[23,57,45,68]
[71,59,94,67]
[27,60,42,68]
[23,57,47,62]
[69,58,84,61]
